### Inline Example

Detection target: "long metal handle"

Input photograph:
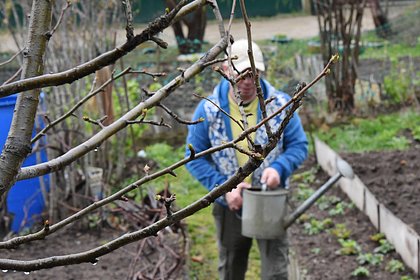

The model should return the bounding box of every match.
[283,172,342,229]
[283,157,354,229]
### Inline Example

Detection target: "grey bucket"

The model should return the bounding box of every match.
[242,188,289,239]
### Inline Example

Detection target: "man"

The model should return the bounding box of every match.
[185,39,308,280]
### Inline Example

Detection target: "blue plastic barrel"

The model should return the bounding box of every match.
[0,94,49,233]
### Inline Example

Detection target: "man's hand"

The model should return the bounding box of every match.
[261,167,281,189]
[225,182,251,211]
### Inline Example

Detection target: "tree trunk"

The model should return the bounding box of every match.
[369,0,391,37]
[0,0,52,224]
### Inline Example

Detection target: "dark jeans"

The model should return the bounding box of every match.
[212,203,289,280]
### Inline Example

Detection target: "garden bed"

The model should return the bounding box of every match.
[289,140,420,279]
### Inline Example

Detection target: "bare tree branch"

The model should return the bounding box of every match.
[1,68,22,86]
[0,49,23,67]
[0,0,194,98]
[16,36,230,182]
[0,53,337,251]
[121,0,134,40]
[239,0,272,138]
[158,103,204,125]
[31,67,132,144]
[46,0,72,39]
[0,55,333,270]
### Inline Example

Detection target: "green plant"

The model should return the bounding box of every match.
[386,259,405,273]
[338,238,361,255]
[400,275,413,280]
[316,195,340,211]
[303,218,324,235]
[303,218,333,235]
[328,201,354,216]
[295,183,315,201]
[331,223,352,239]
[383,60,412,104]
[291,167,317,184]
[297,213,311,224]
[357,253,384,266]
[370,232,385,242]
[374,239,394,254]
[311,247,321,254]
[351,266,370,277]
[88,213,101,229]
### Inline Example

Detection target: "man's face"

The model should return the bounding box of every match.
[236,69,257,104]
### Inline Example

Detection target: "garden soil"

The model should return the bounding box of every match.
[289,140,420,279]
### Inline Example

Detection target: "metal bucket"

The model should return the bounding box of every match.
[242,188,289,239]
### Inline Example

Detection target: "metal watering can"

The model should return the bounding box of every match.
[241,158,354,239]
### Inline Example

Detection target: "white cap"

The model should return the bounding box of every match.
[230,39,265,72]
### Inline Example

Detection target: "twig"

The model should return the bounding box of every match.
[2,68,22,86]
[206,0,225,38]
[121,0,134,40]
[223,0,256,151]
[193,93,242,130]
[192,92,255,146]
[83,115,108,129]
[156,194,176,217]
[188,144,195,160]
[202,56,232,68]
[150,36,168,49]
[233,144,263,160]
[239,0,272,138]
[126,118,171,128]
[129,70,166,78]
[0,49,23,67]
[31,67,132,144]
[46,1,72,39]
[158,103,204,125]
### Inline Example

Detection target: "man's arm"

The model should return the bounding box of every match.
[185,101,227,191]
[269,111,308,187]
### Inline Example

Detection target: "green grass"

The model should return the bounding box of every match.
[314,109,420,153]
[360,41,420,60]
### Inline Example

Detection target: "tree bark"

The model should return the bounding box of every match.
[0,0,52,203]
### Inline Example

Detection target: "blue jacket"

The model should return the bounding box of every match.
[185,78,308,207]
